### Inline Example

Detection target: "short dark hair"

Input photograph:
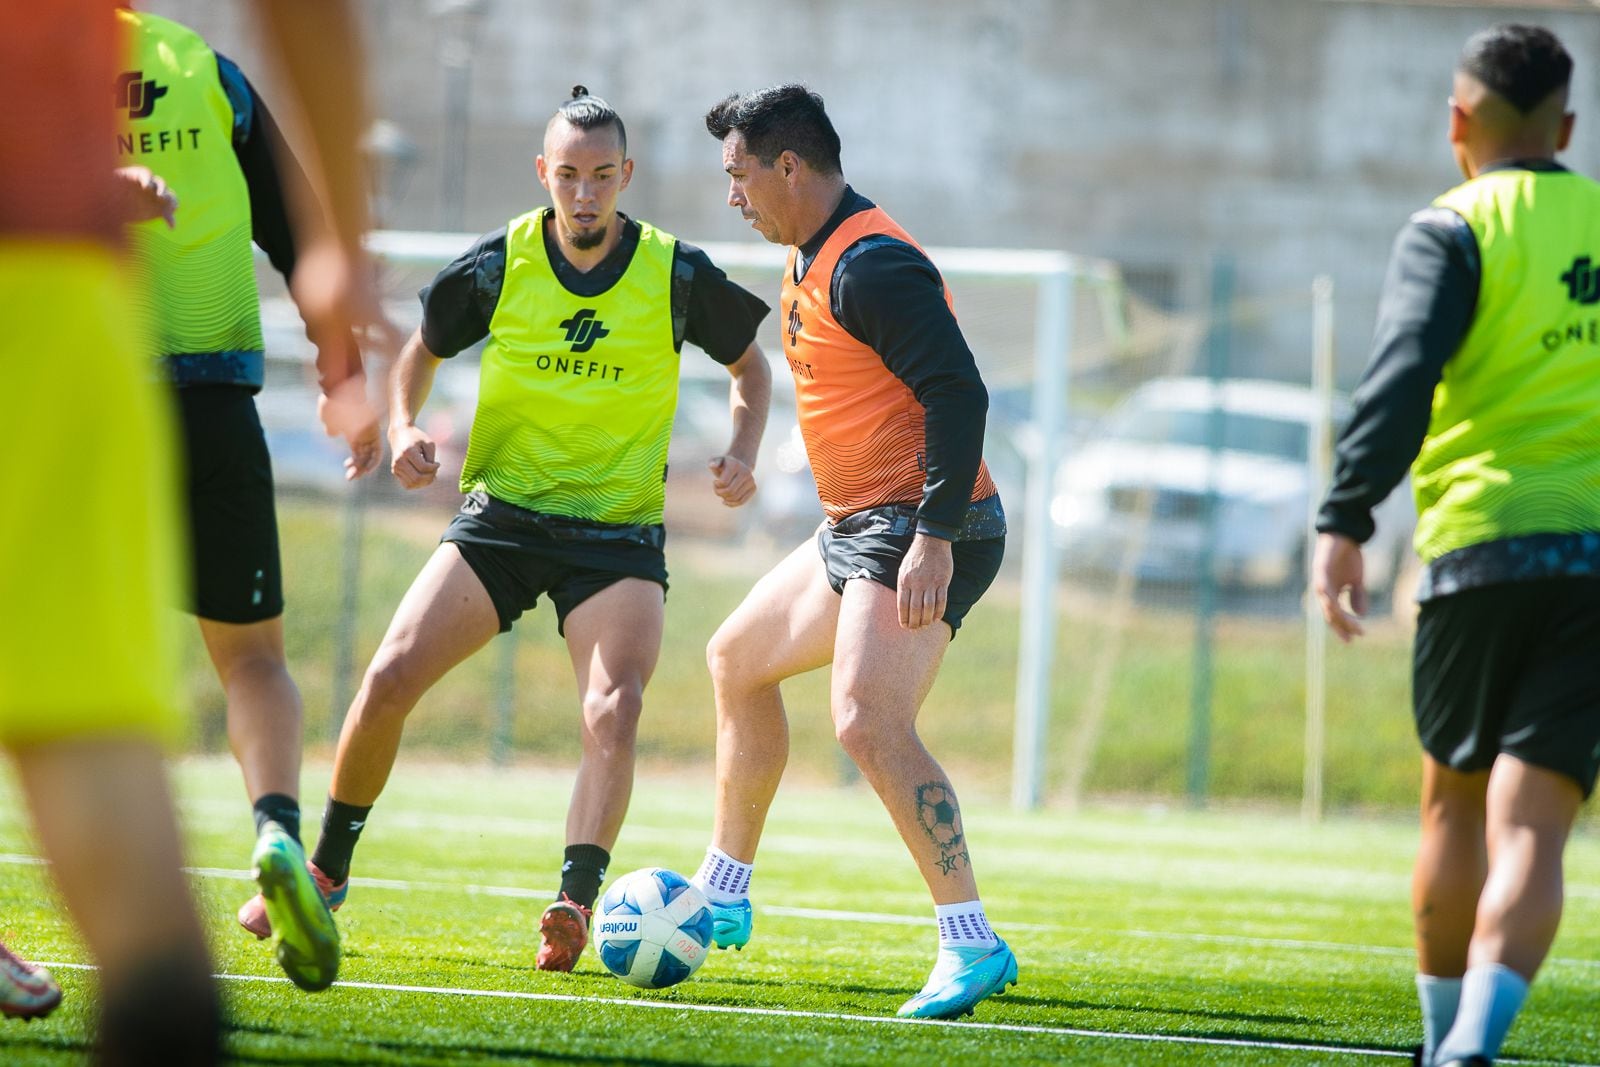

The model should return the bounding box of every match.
[552,85,626,154]
[704,84,842,175]
[1459,24,1573,114]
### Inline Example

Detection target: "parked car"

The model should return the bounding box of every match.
[1050,377,1415,593]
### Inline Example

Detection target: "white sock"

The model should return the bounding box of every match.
[934,900,998,949]
[692,846,752,904]
[1416,974,1462,1064]
[1433,963,1529,1063]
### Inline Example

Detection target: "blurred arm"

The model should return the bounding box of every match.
[248,1,371,255]
[246,0,397,444]
[219,54,366,399]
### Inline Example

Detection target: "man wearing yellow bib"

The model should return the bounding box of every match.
[1314,26,1600,1067]
[118,7,378,994]
[300,88,772,972]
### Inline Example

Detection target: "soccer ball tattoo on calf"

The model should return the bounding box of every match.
[915,782,971,875]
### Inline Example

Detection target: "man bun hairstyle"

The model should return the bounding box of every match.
[553,84,626,153]
[705,84,842,175]
[1459,24,1573,114]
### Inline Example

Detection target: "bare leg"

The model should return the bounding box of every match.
[705,538,838,862]
[561,579,665,850]
[328,543,500,805]
[1470,755,1581,979]
[199,616,302,803]
[15,739,217,1064]
[831,579,975,904]
[1431,755,1584,1063]
[1414,756,1489,976]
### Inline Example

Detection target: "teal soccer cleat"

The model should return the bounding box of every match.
[707,897,752,950]
[896,939,1018,1019]
[253,822,341,992]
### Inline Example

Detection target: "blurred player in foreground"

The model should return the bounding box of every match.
[695,85,1016,1020]
[1313,24,1598,1067]
[297,88,771,972]
[117,4,383,993]
[0,0,385,1057]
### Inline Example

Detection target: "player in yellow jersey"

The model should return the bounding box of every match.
[1314,26,1599,1067]
[117,5,383,994]
[288,89,772,973]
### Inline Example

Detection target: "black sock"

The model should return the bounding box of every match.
[557,844,611,911]
[251,793,301,845]
[309,798,372,884]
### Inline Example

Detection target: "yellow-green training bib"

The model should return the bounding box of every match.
[464,210,681,525]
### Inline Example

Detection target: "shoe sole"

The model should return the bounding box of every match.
[0,989,61,1021]
[257,844,340,993]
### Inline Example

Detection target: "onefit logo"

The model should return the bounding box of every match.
[786,299,801,347]
[1560,256,1600,305]
[559,309,610,353]
[115,71,168,119]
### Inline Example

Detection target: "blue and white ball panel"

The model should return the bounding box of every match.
[594,867,711,989]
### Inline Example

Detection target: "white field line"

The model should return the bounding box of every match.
[3,852,1595,972]
[20,962,1426,1062]
[34,961,1597,1066]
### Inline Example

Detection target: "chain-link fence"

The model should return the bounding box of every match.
[211,237,1419,813]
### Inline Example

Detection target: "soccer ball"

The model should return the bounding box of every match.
[593,868,713,989]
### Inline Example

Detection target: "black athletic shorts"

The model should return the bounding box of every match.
[816,498,1006,637]
[1413,576,1600,797]
[175,385,283,624]
[442,491,669,635]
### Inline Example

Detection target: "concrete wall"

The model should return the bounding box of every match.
[143,0,1600,383]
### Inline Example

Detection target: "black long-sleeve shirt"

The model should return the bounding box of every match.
[1315,206,1480,543]
[216,54,299,283]
[797,188,993,540]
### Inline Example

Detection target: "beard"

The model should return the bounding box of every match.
[568,223,607,251]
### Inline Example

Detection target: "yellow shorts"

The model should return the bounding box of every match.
[0,241,185,747]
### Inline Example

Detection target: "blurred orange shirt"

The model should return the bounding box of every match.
[0,0,121,242]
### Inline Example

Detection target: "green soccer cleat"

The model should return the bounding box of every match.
[706,897,752,950]
[896,939,1018,1020]
[252,822,340,992]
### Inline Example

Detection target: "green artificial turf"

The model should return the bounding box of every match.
[0,759,1594,1065]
